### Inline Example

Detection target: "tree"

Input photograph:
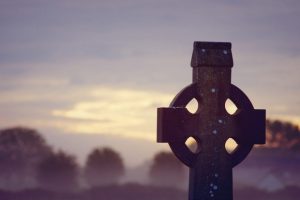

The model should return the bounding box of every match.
[149,151,186,188]
[84,147,125,187]
[36,151,79,192]
[266,120,300,150]
[0,127,52,190]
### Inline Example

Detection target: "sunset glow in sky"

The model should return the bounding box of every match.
[1,0,300,166]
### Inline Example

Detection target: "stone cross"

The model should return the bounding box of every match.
[157,42,266,200]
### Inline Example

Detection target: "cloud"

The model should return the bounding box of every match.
[0,78,173,141]
[52,87,173,140]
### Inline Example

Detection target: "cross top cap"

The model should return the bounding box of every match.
[191,41,233,68]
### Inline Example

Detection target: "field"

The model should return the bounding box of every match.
[0,183,299,200]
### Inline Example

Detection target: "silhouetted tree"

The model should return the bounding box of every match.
[0,127,52,190]
[266,120,300,150]
[149,151,185,188]
[36,151,79,191]
[84,147,125,187]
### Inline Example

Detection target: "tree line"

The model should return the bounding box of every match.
[266,119,300,150]
[0,127,184,191]
[0,119,299,191]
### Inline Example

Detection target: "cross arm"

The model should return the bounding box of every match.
[232,109,266,144]
[157,107,197,143]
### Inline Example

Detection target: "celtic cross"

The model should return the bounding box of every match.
[157,42,266,200]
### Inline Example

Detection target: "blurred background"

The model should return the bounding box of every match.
[0,0,299,200]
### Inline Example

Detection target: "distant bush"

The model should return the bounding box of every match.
[84,147,125,187]
[0,127,52,190]
[149,151,185,188]
[266,120,300,150]
[36,151,79,192]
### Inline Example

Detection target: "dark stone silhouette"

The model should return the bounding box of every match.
[36,151,79,192]
[157,42,266,200]
[149,151,185,188]
[0,127,52,190]
[84,147,125,187]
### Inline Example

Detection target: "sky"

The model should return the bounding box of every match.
[0,0,300,166]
